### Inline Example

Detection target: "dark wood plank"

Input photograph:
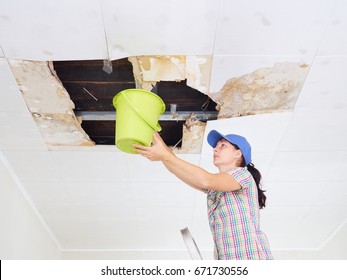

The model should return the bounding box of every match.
[81,120,183,147]
[64,82,135,111]
[53,59,135,82]
[157,81,217,111]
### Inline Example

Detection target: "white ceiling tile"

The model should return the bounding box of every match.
[178,154,201,166]
[202,112,292,154]
[210,55,310,93]
[0,59,28,112]
[294,57,347,112]
[0,112,46,151]
[52,151,130,183]
[199,153,218,173]
[3,151,64,181]
[126,153,200,183]
[3,150,129,182]
[312,182,347,207]
[55,224,141,250]
[194,187,209,206]
[101,0,218,58]
[136,206,194,249]
[265,181,347,207]
[0,0,107,60]
[190,206,214,250]
[48,217,138,235]
[132,182,196,207]
[292,206,347,248]
[261,206,311,248]
[136,206,194,226]
[318,0,347,56]
[126,154,178,182]
[266,151,347,181]
[278,109,347,151]
[252,152,278,178]
[27,181,135,208]
[40,205,138,233]
[0,46,4,57]
[215,0,335,56]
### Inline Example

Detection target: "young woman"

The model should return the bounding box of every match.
[133,130,273,260]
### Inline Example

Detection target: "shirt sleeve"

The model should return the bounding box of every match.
[228,167,253,190]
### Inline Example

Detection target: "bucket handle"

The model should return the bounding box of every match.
[120,92,162,132]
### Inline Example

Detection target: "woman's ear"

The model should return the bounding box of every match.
[235,149,243,161]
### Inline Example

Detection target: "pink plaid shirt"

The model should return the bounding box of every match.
[207,167,273,260]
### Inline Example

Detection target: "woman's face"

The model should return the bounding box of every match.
[213,139,242,169]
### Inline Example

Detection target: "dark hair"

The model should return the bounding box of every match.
[231,143,267,209]
[246,163,267,209]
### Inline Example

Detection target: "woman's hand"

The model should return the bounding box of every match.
[133,132,174,161]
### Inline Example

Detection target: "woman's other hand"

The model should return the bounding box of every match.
[133,132,174,161]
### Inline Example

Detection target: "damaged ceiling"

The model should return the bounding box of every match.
[10,57,308,152]
[1,0,347,261]
[53,57,218,149]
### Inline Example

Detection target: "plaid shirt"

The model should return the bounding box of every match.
[207,167,273,260]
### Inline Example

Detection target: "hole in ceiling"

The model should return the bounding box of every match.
[53,58,218,147]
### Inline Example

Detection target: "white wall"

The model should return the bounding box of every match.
[0,152,61,259]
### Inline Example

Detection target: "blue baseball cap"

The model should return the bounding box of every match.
[207,130,252,165]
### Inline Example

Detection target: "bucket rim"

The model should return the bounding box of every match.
[113,88,165,132]
[113,88,166,114]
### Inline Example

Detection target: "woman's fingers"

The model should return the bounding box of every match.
[132,144,146,155]
[152,131,162,145]
[132,133,167,161]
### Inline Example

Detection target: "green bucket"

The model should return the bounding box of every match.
[113,89,166,154]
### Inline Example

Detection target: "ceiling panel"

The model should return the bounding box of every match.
[3,150,129,182]
[0,59,28,113]
[27,181,135,208]
[0,112,46,151]
[0,0,107,60]
[191,205,214,249]
[266,151,347,181]
[294,57,347,112]
[265,181,347,207]
[317,0,347,56]
[136,206,194,249]
[193,189,209,207]
[53,221,140,250]
[312,182,347,206]
[126,153,201,183]
[261,206,311,248]
[132,181,196,207]
[214,0,336,56]
[291,206,347,248]
[278,109,347,152]
[101,0,219,59]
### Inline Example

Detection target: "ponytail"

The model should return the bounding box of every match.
[246,163,267,209]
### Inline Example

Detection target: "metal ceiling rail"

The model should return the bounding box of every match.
[75,111,218,121]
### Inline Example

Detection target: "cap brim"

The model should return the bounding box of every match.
[207,130,227,148]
